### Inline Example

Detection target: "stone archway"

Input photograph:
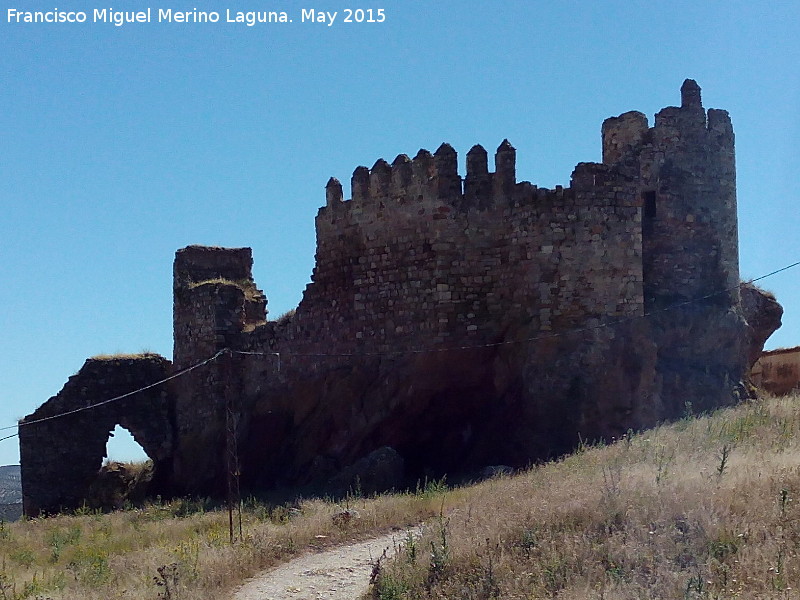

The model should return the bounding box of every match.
[19,355,174,516]
[105,424,149,463]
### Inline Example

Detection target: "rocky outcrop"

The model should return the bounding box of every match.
[327,446,404,496]
[741,282,784,367]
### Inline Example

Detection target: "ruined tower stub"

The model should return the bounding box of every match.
[172,245,267,370]
[602,79,739,309]
[170,245,268,494]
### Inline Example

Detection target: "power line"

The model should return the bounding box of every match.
[0,349,226,434]
[234,260,800,359]
[749,260,800,283]
[0,258,797,443]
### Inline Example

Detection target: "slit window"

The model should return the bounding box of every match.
[643,191,656,235]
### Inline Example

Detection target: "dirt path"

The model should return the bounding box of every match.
[232,529,413,600]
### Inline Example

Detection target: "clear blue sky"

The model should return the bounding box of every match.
[1,1,798,466]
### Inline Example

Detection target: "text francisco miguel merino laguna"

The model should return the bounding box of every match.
[6,7,387,26]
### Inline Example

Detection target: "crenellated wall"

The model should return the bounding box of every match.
[281,141,644,360]
[22,81,780,508]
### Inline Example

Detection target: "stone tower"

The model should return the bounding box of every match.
[602,79,739,309]
[170,245,267,491]
[602,79,744,415]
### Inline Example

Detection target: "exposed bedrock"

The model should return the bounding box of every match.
[741,282,784,368]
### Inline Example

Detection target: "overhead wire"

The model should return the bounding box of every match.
[232,260,800,359]
[0,258,797,442]
[0,349,226,434]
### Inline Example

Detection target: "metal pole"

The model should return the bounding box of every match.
[223,348,243,543]
[223,349,235,544]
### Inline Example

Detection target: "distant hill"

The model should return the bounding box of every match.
[0,465,22,521]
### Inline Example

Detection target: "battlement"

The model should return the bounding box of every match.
[323,140,522,211]
[602,79,734,167]
[320,141,640,233]
[324,87,734,224]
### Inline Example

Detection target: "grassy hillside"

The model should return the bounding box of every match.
[1,393,798,599]
[370,393,800,600]
[0,477,449,599]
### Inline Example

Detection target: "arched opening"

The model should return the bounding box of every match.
[92,425,154,510]
[105,424,150,465]
[20,355,174,516]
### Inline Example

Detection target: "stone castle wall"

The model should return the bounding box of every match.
[289,143,644,354]
[170,81,740,375]
[163,80,749,495]
[22,81,780,510]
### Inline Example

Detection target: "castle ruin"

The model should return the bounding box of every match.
[20,80,782,515]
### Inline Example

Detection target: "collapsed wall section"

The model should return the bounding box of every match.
[19,355,173,516]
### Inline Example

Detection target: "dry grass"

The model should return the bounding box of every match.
[188,278,262,302]
[273,308,296,325]
[88,352,161,361]
[187,277,241,289]
[369,393,800,599]
[3,394,799,600]
[0,482,450,599]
